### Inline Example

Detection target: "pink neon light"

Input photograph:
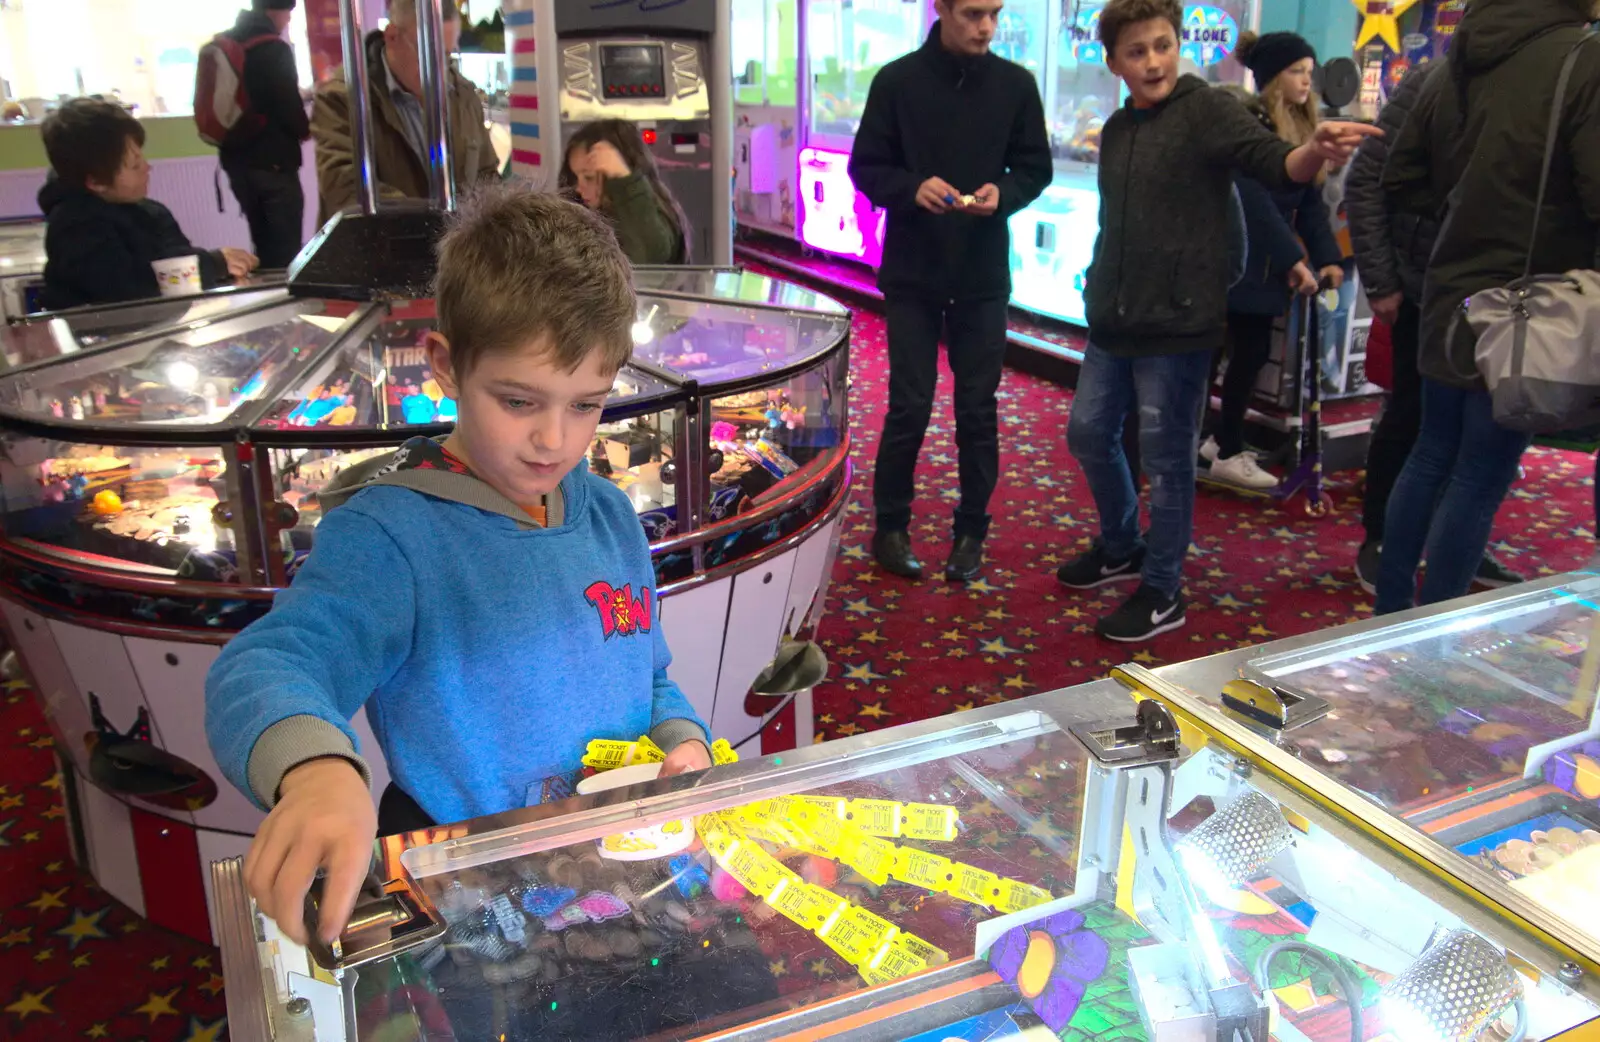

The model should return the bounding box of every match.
[512,149,543,166]
[510,95,539,110]
[513,37,537,53]
[797,146,885,268]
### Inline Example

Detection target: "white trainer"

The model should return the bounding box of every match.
[1199,436,1221,463]
[1208,452,1279,491]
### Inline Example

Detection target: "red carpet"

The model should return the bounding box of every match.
[3,300,1597,1040]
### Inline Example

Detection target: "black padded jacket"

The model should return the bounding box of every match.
[1384,0,1600,389]
[1346,61,1444,304]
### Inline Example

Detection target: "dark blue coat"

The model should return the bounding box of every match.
[1224,94,1343,316]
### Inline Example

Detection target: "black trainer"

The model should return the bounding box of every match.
[1474,554,1525,589]
[1056,544,1146,589]
[1355,541,1381,595]
[1097,584,1187,643]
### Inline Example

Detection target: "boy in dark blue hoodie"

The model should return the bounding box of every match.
[205,188,711,947]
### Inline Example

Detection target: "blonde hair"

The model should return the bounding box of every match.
[1260,73,1324,184]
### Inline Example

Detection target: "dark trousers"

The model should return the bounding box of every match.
[875,294,1009,540]
[1216,312,1278,459]
[224,164,305,270]
[1361,300,1422,542]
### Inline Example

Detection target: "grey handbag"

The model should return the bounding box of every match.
[1455,34,1600,434]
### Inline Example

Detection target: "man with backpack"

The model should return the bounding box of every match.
[198,0,310,269]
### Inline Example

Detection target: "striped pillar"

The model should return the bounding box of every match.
[502,0,558,186]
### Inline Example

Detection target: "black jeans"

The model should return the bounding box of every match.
[1216,311,1278,459]
[1361,300,1422,542]
[224,163,305,269]
[875,294,1009,540]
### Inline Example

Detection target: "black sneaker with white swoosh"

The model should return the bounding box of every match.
[1055,544,1146,590]
[1096,584,1187,643]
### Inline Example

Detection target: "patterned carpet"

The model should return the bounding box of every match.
[3,298,1598,1040]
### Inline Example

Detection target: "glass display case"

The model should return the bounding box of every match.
[212,671,1600,1041]
[1008,0,1257,327]
[0,220,48,321]
[0,268,849,606]
[1150,573,1600,1003]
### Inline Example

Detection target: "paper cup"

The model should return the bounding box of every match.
[575,762,695,861]
[151,255,201,297]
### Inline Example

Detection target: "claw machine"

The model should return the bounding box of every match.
[795,0,931,268]
[1008,1,1257,327]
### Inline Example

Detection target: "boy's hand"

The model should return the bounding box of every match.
[915,177,959,214]
[1289,261,1320,296]
[1309,121,1382,165]
[1318,265,1345,292]
[660,739,712,776]
[244,757,376,947]
[964,183,1000,217]
[221,247,258,279]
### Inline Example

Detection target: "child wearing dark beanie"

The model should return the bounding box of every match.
[1199,28,1346,492]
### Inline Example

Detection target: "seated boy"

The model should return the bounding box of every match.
[38,97,257,311]
[1055,0,1377,642]
[205,188,711,947]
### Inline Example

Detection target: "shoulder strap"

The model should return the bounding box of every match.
[1523,32,1598,279]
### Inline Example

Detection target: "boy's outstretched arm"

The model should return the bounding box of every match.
[646,606,712,775]
[206,504,416,946]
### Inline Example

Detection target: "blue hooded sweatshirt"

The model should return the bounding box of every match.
[205,436,709,825]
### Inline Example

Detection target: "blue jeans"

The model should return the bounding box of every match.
[1375,378,1531,614]
[1068,343,1212,598]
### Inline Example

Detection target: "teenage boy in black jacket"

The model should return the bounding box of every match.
[216,0,311,269]
[1054,0,1377,642]
[849,0,1052,584]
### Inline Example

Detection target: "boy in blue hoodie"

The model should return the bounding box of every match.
[205,188,711,947]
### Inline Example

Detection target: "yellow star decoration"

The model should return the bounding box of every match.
[134,987,182,1023]
[86,1024,110,1038]
[181,1017,228,1042]
[150,955,171,971]
[56,906,111,950]
[769,958,789,977]
[1,927,31,948]
[199,974,225,997]
[73,953,92,969]
[5,986,54,1020]
[26,887,69,913]
[1351,0,1422,53]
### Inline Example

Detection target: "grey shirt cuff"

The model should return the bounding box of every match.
[247,714,372,809]
[650,717,710,757]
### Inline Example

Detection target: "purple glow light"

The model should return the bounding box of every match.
[797,146,886,268]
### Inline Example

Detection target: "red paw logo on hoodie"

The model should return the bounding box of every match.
[585,581,654,639]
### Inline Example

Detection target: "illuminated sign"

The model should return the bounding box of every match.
[1069,5,1240,68]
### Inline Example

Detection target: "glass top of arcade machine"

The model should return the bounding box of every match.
[250,301,682,434]
[0,297,358,432]
[629,294,849,386]
[632,267,849,315]
[1172,573,1600,955]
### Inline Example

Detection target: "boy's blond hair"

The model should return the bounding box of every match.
[433,187,636,376]
[1098,0,1182,56]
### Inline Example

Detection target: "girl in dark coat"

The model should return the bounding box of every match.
[1202,32,1345,491]
[560,119,691,266]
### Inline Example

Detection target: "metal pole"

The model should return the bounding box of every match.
[339,0,378,214]
[416,0,456,211]
[710,0,733,264]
